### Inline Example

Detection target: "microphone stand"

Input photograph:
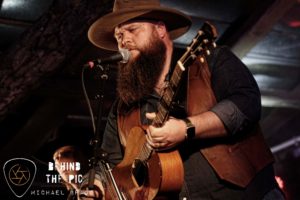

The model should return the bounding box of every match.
[86,63,124,200]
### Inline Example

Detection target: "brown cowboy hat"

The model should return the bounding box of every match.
[88,0,192,51]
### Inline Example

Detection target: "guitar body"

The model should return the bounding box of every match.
[108,126,184,200]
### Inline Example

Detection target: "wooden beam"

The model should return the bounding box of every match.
[0,0,113,121]
[231,0,297,58]
[0,17,33,27]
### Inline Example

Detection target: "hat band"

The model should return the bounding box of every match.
[113,0,160,12]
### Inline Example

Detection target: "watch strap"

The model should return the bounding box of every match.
[183,118,195,140]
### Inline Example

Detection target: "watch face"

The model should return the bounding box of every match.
[183,118,195,140]
[187,126,195,139]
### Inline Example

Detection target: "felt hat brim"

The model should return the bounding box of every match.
[88,5,192,51]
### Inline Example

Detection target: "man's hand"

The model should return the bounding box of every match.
[79,189,102,200]
[79,179,105,200]
[145,112,186,150]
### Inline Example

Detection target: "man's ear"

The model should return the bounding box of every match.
[155,21,167,38]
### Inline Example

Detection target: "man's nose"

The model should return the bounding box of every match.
[120,32,132,49]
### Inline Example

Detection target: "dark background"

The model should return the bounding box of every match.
[0,0,299,199]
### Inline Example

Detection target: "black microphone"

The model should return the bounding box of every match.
[84,49,130,68]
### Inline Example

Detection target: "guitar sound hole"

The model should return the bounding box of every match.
[132,159,148,187]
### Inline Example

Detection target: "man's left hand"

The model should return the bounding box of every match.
[145,112,186,150]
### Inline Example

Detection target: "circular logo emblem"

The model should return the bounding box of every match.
[9,164,31,186]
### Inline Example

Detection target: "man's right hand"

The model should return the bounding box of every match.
[79,189,101,199]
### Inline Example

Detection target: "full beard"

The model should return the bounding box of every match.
[117,35,166,106]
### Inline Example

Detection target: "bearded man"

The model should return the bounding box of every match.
[116,20,168,106]
[81,0,285,199]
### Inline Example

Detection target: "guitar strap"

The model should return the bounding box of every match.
[117,52,274,188]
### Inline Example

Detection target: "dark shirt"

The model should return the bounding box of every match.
[101,46,276,199]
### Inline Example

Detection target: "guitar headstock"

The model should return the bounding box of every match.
[182,21,218,67]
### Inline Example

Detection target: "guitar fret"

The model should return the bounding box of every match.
[160,105,168,118]
[171,67,181,86]
[140,145,145,160]
[170,77,178,87]
[156,111,164,125]
[159,103,168,116]
[143,146,149,160]
[152,103,169,127]
[162,87,174,105]
[139,143,151,161]
[152,116,161,127]
[141,144,149,161]
[143,143,152,160]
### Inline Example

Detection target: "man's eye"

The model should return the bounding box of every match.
[115,34,122,41]
[128,27,138,32]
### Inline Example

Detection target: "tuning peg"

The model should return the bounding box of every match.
[197,46,203,52]
[186,46,191,52]
[191,38,197,46]
[203,39,209,44]
[206,50,211,55]
[213,42,217,48]
[198,30,204,36]
[199,56,205,63]
[191,53,197,60]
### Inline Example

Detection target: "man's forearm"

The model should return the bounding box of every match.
[188,111,227,139]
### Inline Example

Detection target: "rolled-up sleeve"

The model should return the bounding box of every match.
[209,46,261,135]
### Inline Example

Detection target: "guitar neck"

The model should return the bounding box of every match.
[139,58,187,160]
[152,60,186,127]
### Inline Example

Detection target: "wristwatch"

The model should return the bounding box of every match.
[183,118,195,140]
